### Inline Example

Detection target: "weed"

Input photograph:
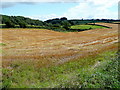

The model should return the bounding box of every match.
[0,43,6,46]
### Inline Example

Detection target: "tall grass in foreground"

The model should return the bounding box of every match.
[2,50,120,88]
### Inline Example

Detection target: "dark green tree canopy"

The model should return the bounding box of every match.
[1,14,44,27]
[60,17,67,21]
[61,20,71,30]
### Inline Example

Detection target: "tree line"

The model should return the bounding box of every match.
[1,14,45,28]
[1,14,120,31]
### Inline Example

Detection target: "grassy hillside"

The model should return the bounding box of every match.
[2,49,119,88]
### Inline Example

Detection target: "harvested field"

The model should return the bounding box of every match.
[1,23,118,67]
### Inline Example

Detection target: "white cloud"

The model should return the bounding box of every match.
[28,14,61,21]
[1,0,83,2]
[1,0,119,20]
[27,0,119,20]
[63,0,119,19]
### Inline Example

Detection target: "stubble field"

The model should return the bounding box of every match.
[1,23,119,88]
[1,23,118,67]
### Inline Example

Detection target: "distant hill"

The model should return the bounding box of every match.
[0,14,45,28]
[0,14,120,30]
[45,18,120,25]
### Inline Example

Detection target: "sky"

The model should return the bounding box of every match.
[1,0,120,21]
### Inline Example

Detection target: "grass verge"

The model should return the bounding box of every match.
[2,50,120,88]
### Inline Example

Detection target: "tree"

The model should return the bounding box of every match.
[5,21,15,28]
[60,17,67,21]
[61,21,71,30]
[19,22,27,28]
[53,24,61,27]
[92,19,95,25]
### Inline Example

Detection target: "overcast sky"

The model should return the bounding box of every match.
[1,0,119,21]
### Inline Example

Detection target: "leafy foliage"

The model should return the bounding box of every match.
[4,21,15,28]
[1,14,45,28]
[1,14,120,32]
[19,22,27,28]
[61,20,71,30]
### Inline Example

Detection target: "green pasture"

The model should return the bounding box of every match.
[70,24,109,30]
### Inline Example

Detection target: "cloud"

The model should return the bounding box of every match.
[1,0,119,20]
[28,14,61,21]
[1,0,83,8]
[1,2,38,8]
[1,2,17,8]
[1,0,83,3]
[18,2,37,4]
[63,0,119,19]
[25,0,119,20]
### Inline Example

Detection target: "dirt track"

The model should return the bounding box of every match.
[1,23,118,66]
